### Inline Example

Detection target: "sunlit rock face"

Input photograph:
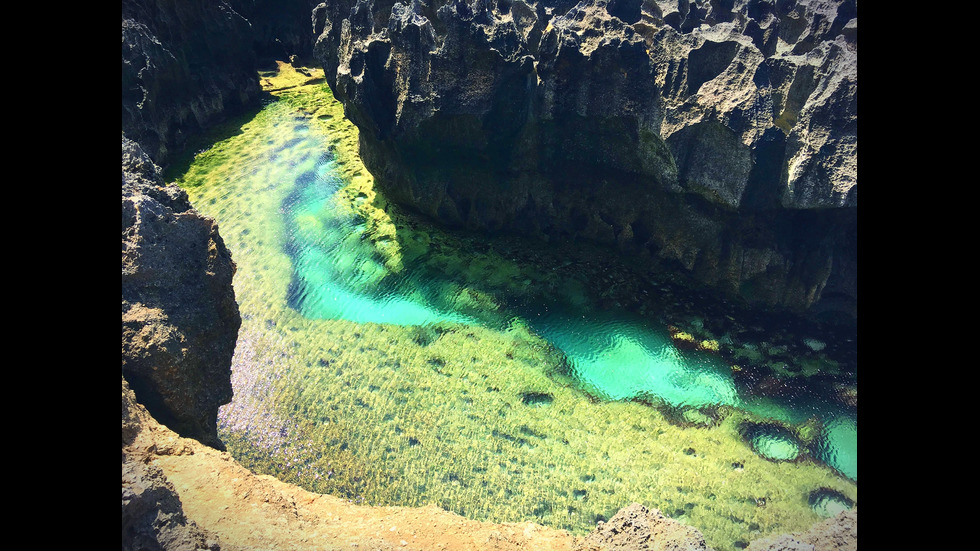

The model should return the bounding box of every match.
[121,136,241,449]
[313,0,857,319]
[121,377,221,551]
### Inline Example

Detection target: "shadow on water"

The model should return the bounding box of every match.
[173,89,857,548]
[272,111,857,481]
[280,157,482,327]
[161,91,280,182]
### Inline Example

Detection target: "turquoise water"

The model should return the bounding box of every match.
[257,110,857,483]
[281,152,477,327]
[520,306,739,408]
[177,96,856,548]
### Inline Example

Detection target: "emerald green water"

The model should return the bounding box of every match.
[173,89,857,550]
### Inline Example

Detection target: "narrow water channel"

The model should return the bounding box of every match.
[172,79,857,551]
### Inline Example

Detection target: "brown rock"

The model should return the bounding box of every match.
[574,502,712,550]
[746,509,857,551]
[122,377,223,551]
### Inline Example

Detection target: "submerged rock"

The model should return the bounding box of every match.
[314,0,857,319]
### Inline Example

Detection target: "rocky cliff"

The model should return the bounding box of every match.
[122,0,263,166]
[313,0,857,319]
[229,0,322,67]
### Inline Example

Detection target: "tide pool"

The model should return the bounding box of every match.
[171,71,857,551]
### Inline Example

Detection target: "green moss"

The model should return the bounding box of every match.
[169,64,857,551]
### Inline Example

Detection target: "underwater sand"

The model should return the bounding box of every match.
[171,70,857,551]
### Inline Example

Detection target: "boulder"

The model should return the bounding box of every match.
[121,135,241,449]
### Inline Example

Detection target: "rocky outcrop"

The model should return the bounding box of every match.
[313,0,857,319]
[746,509,857,551]
[574,502,713,550]
[122,0,263,166]
[122,377,223,551]
[122,135,241,449]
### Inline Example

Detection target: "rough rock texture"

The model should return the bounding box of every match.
[313,0,857,319]
[574,502,713,550]
[123,377,223,551]
[122,0,263,166]
[745,509,857,551]
[120,2,858,547]
[229,0,322,67]
[122,135,241,449]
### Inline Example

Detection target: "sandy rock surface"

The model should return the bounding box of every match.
[124,376,577,551]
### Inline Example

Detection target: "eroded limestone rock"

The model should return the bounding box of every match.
[313,0,857,318]
[122,0,262,166]
[745,508,857,551]
[573,502,713,550]
[122,377,223,551]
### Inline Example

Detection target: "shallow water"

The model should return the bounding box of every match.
[281,151,477,327]
[173,87,857,550]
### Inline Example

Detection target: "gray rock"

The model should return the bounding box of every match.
[122,0,262,166]
[313,0,858,318]
[121,136,241,450]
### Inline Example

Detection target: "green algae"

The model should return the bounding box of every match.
[170,64,857,551]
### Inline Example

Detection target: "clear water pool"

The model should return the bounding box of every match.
[172,84,857,551]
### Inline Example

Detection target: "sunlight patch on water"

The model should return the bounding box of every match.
[817,415,858,480]
[279,133,476,327]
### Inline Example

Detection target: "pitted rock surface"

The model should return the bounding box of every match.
[573,502,712,550]
[122,0,262,166]
[121,135,241,449]
[313,0,857,317]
